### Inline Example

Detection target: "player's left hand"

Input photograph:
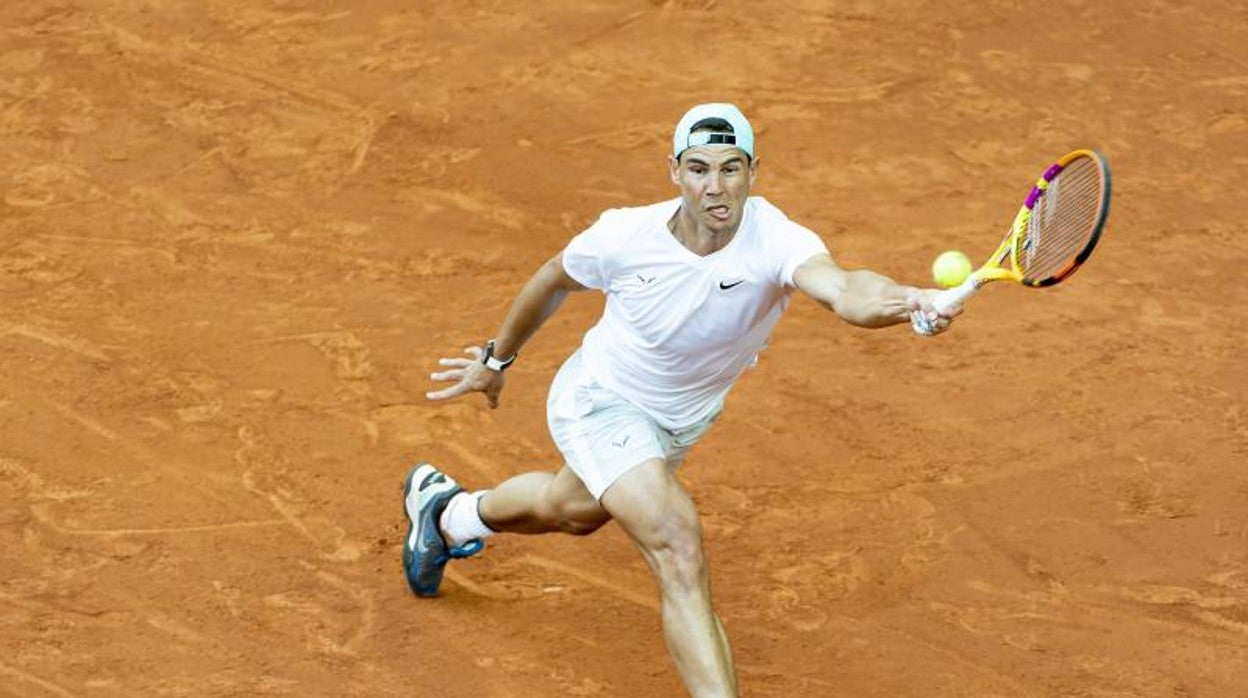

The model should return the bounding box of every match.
[908,288,961,336]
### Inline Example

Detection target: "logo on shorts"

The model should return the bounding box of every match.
[611,434,631,448]
[718,278,745,290]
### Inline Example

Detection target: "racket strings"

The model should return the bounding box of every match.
[1018,158,1104,280]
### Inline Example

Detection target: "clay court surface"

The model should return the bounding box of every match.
[2,1,1246,695]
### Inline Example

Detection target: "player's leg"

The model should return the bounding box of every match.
[404,462,610,596]
[475,464,611,535]
[600,458,737,698]
[404,350,620,597]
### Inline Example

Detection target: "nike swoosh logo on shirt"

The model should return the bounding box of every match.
[718,279,745,289]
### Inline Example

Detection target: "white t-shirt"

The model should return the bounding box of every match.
[561,196,829,429]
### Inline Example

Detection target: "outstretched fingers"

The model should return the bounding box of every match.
[429,347,484,381]
[424,345,504,407]
[425,382,472,401]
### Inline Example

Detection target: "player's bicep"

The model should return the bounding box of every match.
[792,253,848,307]
[548,252,590,292]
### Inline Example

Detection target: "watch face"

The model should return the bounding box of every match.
[482,340,511,371]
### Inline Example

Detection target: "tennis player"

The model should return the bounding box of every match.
[406,103,959,697]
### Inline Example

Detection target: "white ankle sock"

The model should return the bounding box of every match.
[439,491,495,548]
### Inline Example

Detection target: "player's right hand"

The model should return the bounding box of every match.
[907,288,962,336]
[425,346,506,409]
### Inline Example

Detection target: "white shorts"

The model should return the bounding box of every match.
[546,350,721,500]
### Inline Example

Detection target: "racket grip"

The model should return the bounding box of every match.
[933,276,980,315]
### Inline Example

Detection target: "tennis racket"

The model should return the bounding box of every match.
[933,149,1112,315]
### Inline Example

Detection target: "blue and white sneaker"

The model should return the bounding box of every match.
[402,464,484,597]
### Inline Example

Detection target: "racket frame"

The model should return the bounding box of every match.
[933,149,1110,314]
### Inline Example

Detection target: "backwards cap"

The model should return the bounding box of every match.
[672,103,754,160]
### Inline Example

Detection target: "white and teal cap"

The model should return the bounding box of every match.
[672,103,754,160]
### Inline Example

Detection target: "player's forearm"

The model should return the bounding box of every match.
[831,270,917,328]
[490,257,576,358]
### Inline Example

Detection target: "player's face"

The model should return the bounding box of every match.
[669,147,758,234]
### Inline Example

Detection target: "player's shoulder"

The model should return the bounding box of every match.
[576,198,678,246]
[568,199,678,263]
[746,196,788,221]
[595,198,680,229]
[746,196,816,237]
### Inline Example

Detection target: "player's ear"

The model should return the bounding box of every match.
[668,155,680,185]
[748,155,760,186]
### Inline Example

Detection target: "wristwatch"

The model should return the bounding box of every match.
[481,339,517,372]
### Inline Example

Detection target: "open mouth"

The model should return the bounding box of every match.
[705,204,731,221]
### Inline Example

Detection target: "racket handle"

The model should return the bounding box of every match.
[933,276,980,315]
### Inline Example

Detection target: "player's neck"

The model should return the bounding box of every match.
[668,207,737,257]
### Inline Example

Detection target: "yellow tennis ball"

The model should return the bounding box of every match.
[932,250,972,289]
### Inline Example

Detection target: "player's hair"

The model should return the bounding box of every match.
[690,117,733,134]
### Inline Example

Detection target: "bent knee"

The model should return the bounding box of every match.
[558,515,607,536]
[538,491,609,536]
[645,522,708,591]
